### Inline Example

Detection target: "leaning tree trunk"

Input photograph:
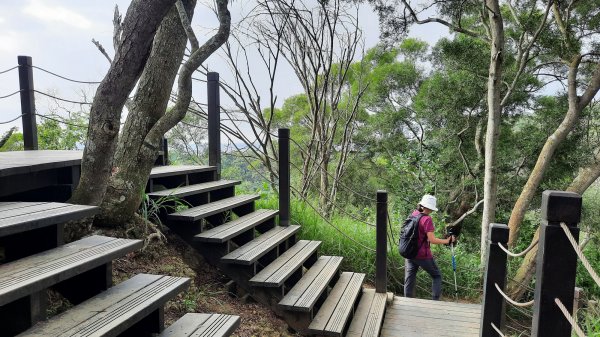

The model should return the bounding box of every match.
[506,59,597,247]
[98,2,196,225]
[70,0,176,206]
[509,149,600,299]
[97,0,231,226]
[480,0,504,265]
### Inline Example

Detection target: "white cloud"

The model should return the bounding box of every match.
[0,17,5,24]
[0,31,21,53]
[23,0,92,30]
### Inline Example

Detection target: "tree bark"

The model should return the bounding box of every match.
[509,146,600,299]
[97,0,230,226]
[481,0,504,265]
[70,0,177,206]
[507,61,600,246]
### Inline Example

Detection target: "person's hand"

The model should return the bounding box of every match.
[447,235,456,246]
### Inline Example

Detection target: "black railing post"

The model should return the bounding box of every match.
[278,128,290,226]
[376,190,388,293]
[532,190,582,337]
[18,55,38,150]
[207,72,221,179]
[480,223,509,337]
[162,137,169,165]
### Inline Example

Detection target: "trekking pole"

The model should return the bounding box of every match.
[450,241,458,300]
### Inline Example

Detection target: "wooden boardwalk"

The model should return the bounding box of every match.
[381,296,481,337]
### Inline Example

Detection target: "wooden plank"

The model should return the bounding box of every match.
[195,210,278,243]
[250,240,321,287]
[308,272,365,336]
[0,235,142,306]
[19,274,190,337]
[148,180,240,198]
[278,256,343,312]
[394,296,482,311]
[0,203,98,237]
[221,225,300,265]
[391,298,482,314]
[385,307,481,321]
[0,202,46,211]
[159,313,240,337]
[150,165,215,178]
[0,150,82,177]
[168,195,260,222]
[347,289,387,337]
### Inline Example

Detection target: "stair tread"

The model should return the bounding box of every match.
[250,240,321,287]
[168,195,260,222]
[150,165,215,178]
[346,289,388,337]
[0,235,142,306]
[308,272,365,336]
[159,313,240,337]
[221,225,300,265]
[194,209,278,243]
[278,256,343,312]
[148,180,240,198]
[19,274,190,336]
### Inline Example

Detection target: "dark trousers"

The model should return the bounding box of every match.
[404,258,442,300]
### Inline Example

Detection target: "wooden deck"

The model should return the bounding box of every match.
[381,296,481,337]
[0,150,82,177]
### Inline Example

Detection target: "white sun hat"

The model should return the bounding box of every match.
[419,194,438,211]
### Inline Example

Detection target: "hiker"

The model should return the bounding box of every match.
[403,194,455,300]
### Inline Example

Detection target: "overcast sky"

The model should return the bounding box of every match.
[0,0,448,134]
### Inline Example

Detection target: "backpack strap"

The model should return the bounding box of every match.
[415,213,430,250]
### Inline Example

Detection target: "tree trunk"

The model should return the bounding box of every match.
[98,2,196,225]
[70,0,176,206]
[509,146,600,299]
[96,0,230,226]
[481,0,504,265]
[507,59,589,246]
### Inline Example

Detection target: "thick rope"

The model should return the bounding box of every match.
[33,90,92,105]
[491,322,506,337]
[555,298,586,337]
[495,283,535,307]
[498,239,539,257]
[0,90,22,99]
[0,66,18,75]
[560,222,600,288]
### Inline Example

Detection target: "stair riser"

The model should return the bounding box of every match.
[251,248,319,289]
[146,171,216,193]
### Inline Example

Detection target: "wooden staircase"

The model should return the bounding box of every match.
[148,165,391,337]
[0,164,243,337]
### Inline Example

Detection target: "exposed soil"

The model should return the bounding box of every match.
[73,217,299,337]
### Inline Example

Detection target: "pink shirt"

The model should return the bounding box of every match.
[411,210,435,259]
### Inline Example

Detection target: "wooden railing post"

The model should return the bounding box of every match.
[376,190,387,293]
[18,56,38,150]
[531,190,582,337]
[162,137,169,165]
[207,72,221,179]
[480,223,509,337]
[278,128,290,226]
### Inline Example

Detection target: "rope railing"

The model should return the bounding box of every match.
[35,113,87,128]
[34,90,93,105]
[0,114,26,125]
[0,65,18,75]
[491,322,506,337]
[498,239,539,258]
[495,283,535,307]
[30,65,102,84]
[0,90,22,99]
[555,298,585,337]
[560,222,600,288]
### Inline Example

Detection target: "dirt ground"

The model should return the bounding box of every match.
[106,225,299,337]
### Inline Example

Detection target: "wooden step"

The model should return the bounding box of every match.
[0,201,98,237]
[159,313,240,337]
[308,272,365,337]
[220,225,300,265]
[148,180,241,199]
[167,195,260,223]
[249,240,321,287]
[0,235,142,306]
[278,256,343,312]
[346,289,388,337]
[194,209,278,243]
[150,165,215,179]
[19,274,190,336]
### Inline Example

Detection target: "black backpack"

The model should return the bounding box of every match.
[398,213,427,259]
